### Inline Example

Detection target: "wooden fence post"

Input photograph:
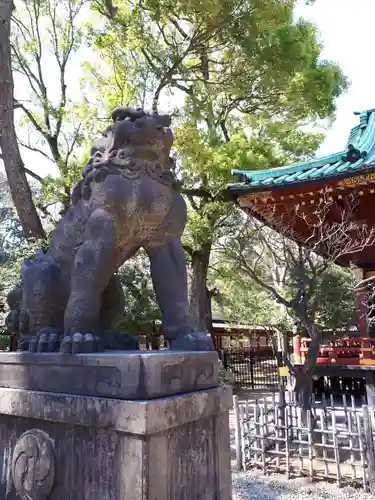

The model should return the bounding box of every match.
[233,395,243,471]
[363,405,375,493]
[365,373,375,409]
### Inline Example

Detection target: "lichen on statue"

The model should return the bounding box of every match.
[8,106,214,354]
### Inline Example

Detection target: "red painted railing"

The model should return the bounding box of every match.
[300,337,375,365]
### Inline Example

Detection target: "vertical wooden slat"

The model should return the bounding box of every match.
[273,393,280,471]
[331,406,341,487]
[356,411,367,492]
[278,397,284,471]
[254,399,260,466]
[318,405,328,478]
[351,395,358,462]
[363,405,375,494]
[344,394,356,481]
[233,395,242,471]
[247,400,254,467]
[297,405,303,474]
[287,398,293,441]
[264,397,269,462]
[240,403,247,471]
[306,410,314,480]
[284,404,290,479]
[260,406,267,475]
[247,400,254,466]
[365,372,375,409]
[280,387,287,470]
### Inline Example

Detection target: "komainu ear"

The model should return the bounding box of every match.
[111,106,146,123]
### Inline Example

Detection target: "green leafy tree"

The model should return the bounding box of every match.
[0,173,24,252]
[0,0,349,339]
[87,0,347,330]
[312,266,357,332]
[116,250,160,332]
[213,256,356,333]
[210,250,278,327]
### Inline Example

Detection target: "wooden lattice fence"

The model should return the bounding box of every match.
[233,393,375,492]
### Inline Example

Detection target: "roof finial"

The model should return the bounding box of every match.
[341,144,367,163]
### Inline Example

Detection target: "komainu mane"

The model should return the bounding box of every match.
[7,106,213,353]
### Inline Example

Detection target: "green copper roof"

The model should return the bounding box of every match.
[229,109,375,193]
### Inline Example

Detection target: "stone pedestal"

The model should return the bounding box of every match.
[0,351,232,500]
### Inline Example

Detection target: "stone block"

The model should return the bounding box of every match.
[0,351,232,500]
[0,350,218,400]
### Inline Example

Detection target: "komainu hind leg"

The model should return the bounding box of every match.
[99,274,139,350]
[17,251,66,352]
[99,274,125,331]
[145,236,214,351]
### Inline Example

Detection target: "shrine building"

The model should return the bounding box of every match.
[227,108,375,334]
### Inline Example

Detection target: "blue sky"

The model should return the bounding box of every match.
[4,0,375,178]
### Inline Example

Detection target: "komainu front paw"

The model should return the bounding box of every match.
[59,333,102,354]
[170,332,215,352]
[27,327,62,353]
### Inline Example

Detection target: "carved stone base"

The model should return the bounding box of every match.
[0,350,218,399]
[0,351,232,500]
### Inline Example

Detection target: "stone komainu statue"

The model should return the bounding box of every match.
[8,107,213,353]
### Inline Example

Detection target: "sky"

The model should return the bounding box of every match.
[3,0,375,179]
[295,0,375,155]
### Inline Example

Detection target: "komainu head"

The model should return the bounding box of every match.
[89,106,173,169]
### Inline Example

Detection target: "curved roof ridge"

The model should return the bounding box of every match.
[230,108,375,189]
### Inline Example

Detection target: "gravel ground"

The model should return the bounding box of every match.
[232,470,375,500]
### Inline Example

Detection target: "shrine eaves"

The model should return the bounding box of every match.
[227,108,375,267]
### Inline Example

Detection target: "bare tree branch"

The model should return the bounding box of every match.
[24,167,45,184]
[13,100,45,136]
[166,16,189,39]
[180,187,212,200]
[17,138,54,163]
[11,0,86,172]
[0,150,45,184]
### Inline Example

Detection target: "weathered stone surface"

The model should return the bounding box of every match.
[0,415,144,500]
[0,350,218,400]
[11,429,55,500]
[0,385,232,500]
[8,106,214,354]
[0,384,231,435]
[0,352,231,499]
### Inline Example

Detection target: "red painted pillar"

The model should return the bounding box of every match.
[293,334,302,364]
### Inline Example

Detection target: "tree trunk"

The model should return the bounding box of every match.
[189,241,212,332]
[205,286,213,335]
[0,0,44,240]
[294,369,314,409]
[293,333,321,409]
